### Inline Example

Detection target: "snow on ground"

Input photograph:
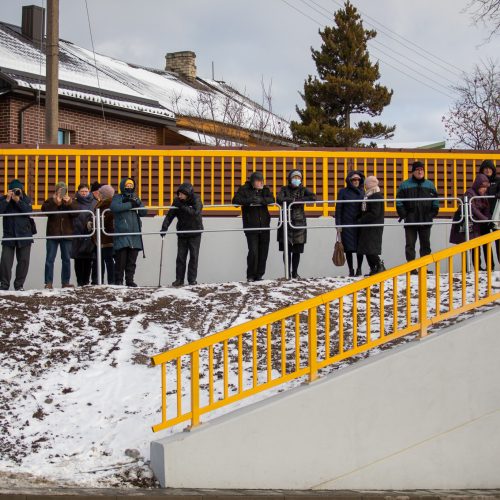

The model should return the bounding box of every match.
[0,274,499,488]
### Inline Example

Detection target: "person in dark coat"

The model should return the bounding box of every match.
[232,172,275,282]
[478,159,500,265]
[277,170,316,279]
[0,179,34,291]
[161,182,203,286]
[396,161,439,263]
[70,183,97,286]
[357,176,385,276]
[41,182,75,289]
[335,170,365,276]
[450,173,491,269]
[89,181,103,285]
[110,178,147,287]
[90,184,115,285]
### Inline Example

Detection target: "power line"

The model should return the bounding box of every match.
[300,0,458,86]
[280,0,325,26]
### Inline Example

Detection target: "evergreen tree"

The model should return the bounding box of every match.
[290,1,395,147]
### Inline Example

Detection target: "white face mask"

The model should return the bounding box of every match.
[291,178,301,187]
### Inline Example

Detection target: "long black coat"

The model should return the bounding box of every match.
[0,193,34,248]
[71,192,97,259]
[335,171,365,252]
[357,192,384,256]
[277,184,316,250]
[232,182,275,233]
[162,182,204,238]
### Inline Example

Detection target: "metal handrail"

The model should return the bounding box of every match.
[468,195,500,224]
[150,229,500,432]
[0,209,96,241]
[286,197,464,230]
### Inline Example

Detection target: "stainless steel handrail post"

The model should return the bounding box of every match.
[283,201,289,280]
[95,208,102,285]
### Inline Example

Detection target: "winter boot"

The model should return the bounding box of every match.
[172,280,184,287]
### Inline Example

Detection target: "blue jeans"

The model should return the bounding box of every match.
[45,239,72,285]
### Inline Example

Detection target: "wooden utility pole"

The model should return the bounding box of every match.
[45,0,59,144]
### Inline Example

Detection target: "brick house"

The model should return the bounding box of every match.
[0,5,292,147]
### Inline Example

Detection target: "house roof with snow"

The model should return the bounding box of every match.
[0,18,291,143]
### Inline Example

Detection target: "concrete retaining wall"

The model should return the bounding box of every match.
[151,307,500,489]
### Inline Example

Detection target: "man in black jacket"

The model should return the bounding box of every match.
[232,172,275,282]
[0,179,34,291]
[161,182,203,286]
[479,159,500,264]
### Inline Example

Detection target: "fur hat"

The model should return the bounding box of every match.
[8,179,23,191]
[98,184,115,200]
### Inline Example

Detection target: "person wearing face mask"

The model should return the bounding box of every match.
[396,161,439,266]
[70,183,97,286]
[110,178,147,287]
[232,172,276,282]
[277,170,316,279]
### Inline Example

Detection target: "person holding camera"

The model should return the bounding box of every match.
[161,182,203,287]
[110,178,147,287]
[232,171,275,282]
[42,182,75,289]
[0,179,34,291]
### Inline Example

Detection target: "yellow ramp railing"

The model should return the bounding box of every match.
[151,231,500,433]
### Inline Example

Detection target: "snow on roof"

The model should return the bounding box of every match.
[0,21,291,137]
[176,128,247,147]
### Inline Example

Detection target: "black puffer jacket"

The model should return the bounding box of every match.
[0,193,34,248]
[232,181,275,231]
[357,192,384,256]
[161,182,203,237]
[479,162,500,213]
[277,172,316,248]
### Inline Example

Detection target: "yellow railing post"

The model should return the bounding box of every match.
[308,306,318,382]
[322,156,329,217]
[418,266,429,338]
[241,156,247,185]
[189,351,200,429]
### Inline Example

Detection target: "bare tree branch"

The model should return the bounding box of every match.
[465,0,500,39]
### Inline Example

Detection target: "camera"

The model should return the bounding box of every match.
[12,188,22,196]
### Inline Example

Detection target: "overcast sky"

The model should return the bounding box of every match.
[2,0,498,144]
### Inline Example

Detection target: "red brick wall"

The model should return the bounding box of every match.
[1,95,163,146]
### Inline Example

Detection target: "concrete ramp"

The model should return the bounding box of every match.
[151,307,500,489]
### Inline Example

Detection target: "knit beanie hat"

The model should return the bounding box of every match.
[365,176,379,189]
[8,179,24,191]
[55,181,68,193]
[98,184,115,200]
[411,161,425,172]
[249,171,264,183]
[289,170,302,179]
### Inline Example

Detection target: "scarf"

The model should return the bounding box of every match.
[361,186,380,211]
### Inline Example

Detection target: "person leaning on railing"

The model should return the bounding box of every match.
[277,170,316,279]
[450,173,492,270]
[161,182,203,287]
[478,159,500,266]
[335,170,366,277]
[232,171,275,282]
[41,182,75,289]
[0,179,34,291]
[110,177,147,287]
[357,176,386,276]
[396,161,439,265]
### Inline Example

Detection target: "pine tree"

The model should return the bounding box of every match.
[290,0,395,147]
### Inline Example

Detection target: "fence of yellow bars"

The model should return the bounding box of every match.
[151,230,500,432]
[1,148,499,215]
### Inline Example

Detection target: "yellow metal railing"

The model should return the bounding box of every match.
[151,230,500,432]
[1,148,499,214]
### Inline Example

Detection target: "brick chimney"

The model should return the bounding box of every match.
[22,5,45,43]
[165,51,197,80]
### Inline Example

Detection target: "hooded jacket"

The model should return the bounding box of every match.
[396,174,439,224]
[335,170,365,252]
[479,161,499,213]
[277,171,316,248]
[70,191,97,258]
[161,182,203,237]
[110,178,147,251]
[232,172,275,231]
[0,191,34,248]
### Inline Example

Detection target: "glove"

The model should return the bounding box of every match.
[130,195,141,208]
[160,231,167,238]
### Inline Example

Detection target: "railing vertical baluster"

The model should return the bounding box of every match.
[435,261,441,315]
[211,157,215,205]
[221,157,225,205]
[190,351,200,428]
[380,281,385,338]
[241,156,247,188]
[366,287,371,344]
[200,157,205,203]
[176,358,182,416]
[266,324,272,382]
[406,271,411,326]
[170,156,175,204]
[223,340,228,399]
[474,247,479,301]
[295,313,300,369]
[487,242,492,296]
[281,319,286,376]
[392,276,398,334]
[252,329,257,388]
[448,256,454,311]
[161,362,167,424]
[308,306,318,382]
[461,252,467,306]
[208,345,214,405]
[238,334,243,393]
[158,155,164,215]
[418,266,429,338]
[322,157,328,216]
[325,303,330,359]
[339,297,344,354]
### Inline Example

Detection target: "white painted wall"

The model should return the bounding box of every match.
[151,307,500,489]
[4,216,462,290]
